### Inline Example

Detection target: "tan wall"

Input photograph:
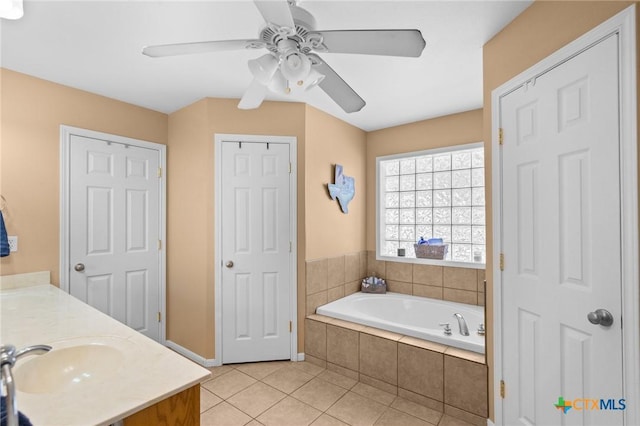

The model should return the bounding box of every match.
[166,99,211,357]
[305,105,367,260]
[167,98,306,358]
[365,109,484,251]
[0,69,168,285]
[482,1,634,420]
[302,105,368,323]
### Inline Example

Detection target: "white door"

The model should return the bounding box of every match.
[221,141,292,363]
[69,134,161,341]
[500,34,623,425]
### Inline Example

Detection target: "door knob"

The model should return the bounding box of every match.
[74,263,85,272]
[226,261,234,268]
[587,309,614,327]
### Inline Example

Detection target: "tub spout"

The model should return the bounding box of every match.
[453,313,469,336]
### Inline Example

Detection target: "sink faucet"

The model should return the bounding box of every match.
[453,313,470,336]
[1,344,52,426]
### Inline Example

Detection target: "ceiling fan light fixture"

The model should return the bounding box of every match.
[268,70,288,94]
[280,50,311,83]
[0,0,23,19]
[248,53,279,84]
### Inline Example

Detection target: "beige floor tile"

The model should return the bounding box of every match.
[262,364,315,394]
[351,382,397,406]
[234,361,289,380]
[206,365,236,380]
[292,360,326,376]
[437,414,476,426]
[257,396,322,426]
[442,406,485,426]
[202,369,257,399]
[317,369,358,390]
[292,377,349,411]
[374,408,435,426]
[200,401,252,426]
[246,421,265,426]
[326,391,387,426]
[200,387,223,413]
[311,414,349,426]
[391,397,443,425]
[227,381,287,418]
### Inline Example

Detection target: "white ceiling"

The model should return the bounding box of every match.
[0,0,532,131]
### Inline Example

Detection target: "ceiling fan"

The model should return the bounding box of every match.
[142,0,426,113]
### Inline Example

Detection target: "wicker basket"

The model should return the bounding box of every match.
[414,243,448,260]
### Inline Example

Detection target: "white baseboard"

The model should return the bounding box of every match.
[165,340,220,367]
[487,419,496,426]
[165,341,304,366]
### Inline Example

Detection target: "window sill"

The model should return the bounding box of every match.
[377,254,486,270]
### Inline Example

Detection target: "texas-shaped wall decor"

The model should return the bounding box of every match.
[327,164,355,214]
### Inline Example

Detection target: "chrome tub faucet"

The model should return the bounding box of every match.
[453,313,470,336]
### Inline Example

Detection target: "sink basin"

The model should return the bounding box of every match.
[13,343,125,394]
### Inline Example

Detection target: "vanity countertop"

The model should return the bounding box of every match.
[0,280,210,426]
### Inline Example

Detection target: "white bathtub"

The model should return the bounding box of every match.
[316,292,485,354]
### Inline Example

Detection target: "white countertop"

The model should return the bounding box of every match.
[0,277,210,426]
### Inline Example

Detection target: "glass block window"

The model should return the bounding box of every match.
[377,143,485,264]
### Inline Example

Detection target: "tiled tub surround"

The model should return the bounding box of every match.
[317,292,484,353]
[305,315,488,426]
[367,251,486,306]
[306,251,368,316]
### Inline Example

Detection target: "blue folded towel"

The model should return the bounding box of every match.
[0,211,9,257]
[1,396,33,426]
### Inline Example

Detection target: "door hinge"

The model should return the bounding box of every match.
[499,253,505,271]
[499,128,504,145]
[289,321,292,333]
[289,241,292,253]
[158,240,162,250]
[289,162,292,174]
[157,167,162,178]
[500,380,505,398]
[157,312,162,322]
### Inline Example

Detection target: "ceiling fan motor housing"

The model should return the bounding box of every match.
[260,4,318,55]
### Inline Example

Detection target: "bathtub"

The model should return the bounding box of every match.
[316,292,485,354]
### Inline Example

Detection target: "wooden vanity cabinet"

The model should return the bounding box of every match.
[123,385,200,426]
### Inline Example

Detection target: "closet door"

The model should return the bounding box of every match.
[69,133,162,342]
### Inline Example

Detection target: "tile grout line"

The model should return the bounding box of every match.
[201,362,469,426]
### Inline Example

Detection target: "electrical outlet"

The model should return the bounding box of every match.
[8,236,17,252]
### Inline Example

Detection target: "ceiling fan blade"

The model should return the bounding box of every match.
[142,39,264,58]
[310,29,426,57]
[308,54,365,113]
[238,79,268,110]
[254,0,295,30]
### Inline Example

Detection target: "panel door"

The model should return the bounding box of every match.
[69,135,161,341]
[221,141,291,363]
[500,34,623,425]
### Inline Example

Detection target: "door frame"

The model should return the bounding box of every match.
[59,125,167,343]
[491,6,638,425]
[214,133,298,366]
